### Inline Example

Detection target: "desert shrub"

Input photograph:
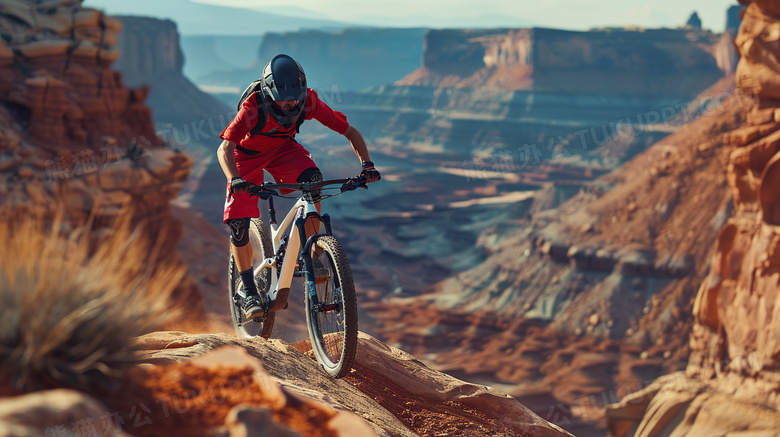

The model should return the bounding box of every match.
[0,214,184,393]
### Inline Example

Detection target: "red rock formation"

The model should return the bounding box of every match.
[365,48,755,437]
[689,0,780,407]
[0,5,156,151]
[112,16,232,126]
[123,331,574,437]
[735,0,780,101]
[399,27,734,98]
[0,390,132,437]
[0,0,205,325]
[606,1,780,435]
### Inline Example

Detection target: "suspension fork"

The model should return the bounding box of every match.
[298,210,337,304]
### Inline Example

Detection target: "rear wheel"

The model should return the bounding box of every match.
[304,236,358,378]
[228,218,274,339]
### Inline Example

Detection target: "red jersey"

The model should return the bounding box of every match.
[219,88,349,151]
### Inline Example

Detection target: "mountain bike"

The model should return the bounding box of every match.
[227,176,367,378]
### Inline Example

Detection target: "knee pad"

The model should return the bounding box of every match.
[297,167,323,202]
[297,167,323,183]
[228,218,250,247]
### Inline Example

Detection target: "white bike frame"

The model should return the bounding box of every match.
[253,196,318,297]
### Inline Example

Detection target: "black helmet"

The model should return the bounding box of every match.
[261,54,307,103]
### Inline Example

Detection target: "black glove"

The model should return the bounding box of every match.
[230,177,253,194]
[360,161,381,183]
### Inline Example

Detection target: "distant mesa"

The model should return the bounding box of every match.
[686,11,703,29]
[398,26,735,97]
[112,15,231,127]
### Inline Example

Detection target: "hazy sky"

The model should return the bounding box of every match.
[191,0,739,31]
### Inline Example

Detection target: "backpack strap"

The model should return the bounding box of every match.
[237,80,269,136]
[294,99,306,134]
[237,82,307,138]
[249,93,269,136]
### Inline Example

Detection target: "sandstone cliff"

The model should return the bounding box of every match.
[112,15,231,127]
[0,0,204,325]
[606,1,780,435]
[400,27,736,97]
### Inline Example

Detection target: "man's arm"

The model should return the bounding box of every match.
[218,139,256,193]
[306,88,379,181]
[217,139,241,180]
[344,126,371,164]
[344,126,381,183]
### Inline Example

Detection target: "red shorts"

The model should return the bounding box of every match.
[223,140,317,223]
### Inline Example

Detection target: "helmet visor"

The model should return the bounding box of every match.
[266,84,306,102]
[273,100,300,112]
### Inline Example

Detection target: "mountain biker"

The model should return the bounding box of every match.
[217,54,381,320]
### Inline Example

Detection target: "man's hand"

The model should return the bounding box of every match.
[361,161,381,183]
[230,177,254,193]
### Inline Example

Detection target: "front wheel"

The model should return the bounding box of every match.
[228,218,274,339]
[304,236,358,378]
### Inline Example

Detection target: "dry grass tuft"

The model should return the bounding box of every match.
[0,212,185,393]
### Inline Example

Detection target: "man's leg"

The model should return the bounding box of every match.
[223,148,267,318]
[227,217,263,318]
[264,143,323,268]
[232,242,254,273]
[232,242,256,299]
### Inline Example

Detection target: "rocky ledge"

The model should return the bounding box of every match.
[0,331,574,437]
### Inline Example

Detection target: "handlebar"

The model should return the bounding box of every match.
[248,176,368,199]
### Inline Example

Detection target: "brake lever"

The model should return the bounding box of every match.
[248,184,278,200]
[340,176,368,192]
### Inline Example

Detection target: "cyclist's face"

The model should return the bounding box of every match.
[274,100,299,111]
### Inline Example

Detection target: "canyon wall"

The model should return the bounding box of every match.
[113,15,231,126]
[400,27,735,96]
[326,25,736,162]
[362,75,747,436]
[607,1,780,435]
[322,13,747,437]
[0,0,204,326]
